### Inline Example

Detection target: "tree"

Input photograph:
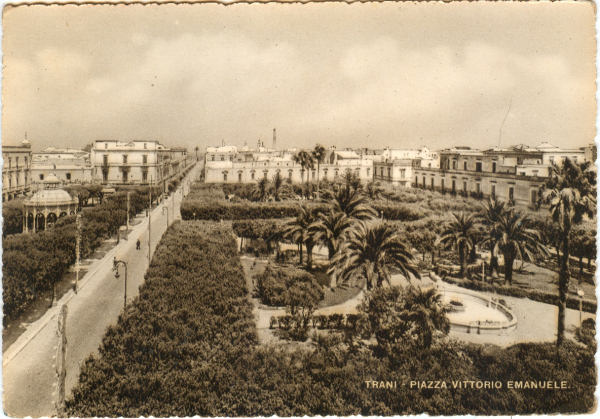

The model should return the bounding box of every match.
[254,177,270,202]
[331,222,420,290]
[479,197,508,278]
[438,212,478,278]
[308,209,353,260]
[365,181,384,201]
[332,186,376,220]
[493,210,548,285]
[540,158,596,346]
[272,171,283,201]
[283,204,318,269]
[293,150,315,194]
[312,144,326,198]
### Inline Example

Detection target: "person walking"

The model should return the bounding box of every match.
[136,239,141,250]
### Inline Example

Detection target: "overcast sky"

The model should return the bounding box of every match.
[2,2,596,151]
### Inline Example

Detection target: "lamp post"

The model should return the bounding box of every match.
[162,205,169,228]
[112,257,128,309]
[577,289,585,327]
[126,191,130,240]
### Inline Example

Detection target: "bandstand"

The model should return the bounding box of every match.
[23,174,78,232]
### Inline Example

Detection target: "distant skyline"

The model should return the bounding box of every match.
[2,2,596,152]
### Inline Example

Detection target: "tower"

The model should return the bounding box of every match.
[272,128,276,149]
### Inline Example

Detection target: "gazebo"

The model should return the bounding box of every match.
[23,174,78,232]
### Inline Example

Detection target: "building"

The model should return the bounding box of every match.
[90,140,189,189]
[23,174,78,232]
[2,140,32,201]
[373,147,439,187]
[204,145,373,184]
[413,143,591,207]
[31,147,93,186]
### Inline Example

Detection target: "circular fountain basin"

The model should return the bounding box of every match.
[442,290,517,334]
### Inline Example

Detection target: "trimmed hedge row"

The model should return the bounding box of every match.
[441,275,597,313]
[271,313,366,330]
[181,199,425,221]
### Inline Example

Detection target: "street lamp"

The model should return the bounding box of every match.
[577,289,585,327]
[162,205,169,228]
[74,213,82,294]
[113,257,128,309]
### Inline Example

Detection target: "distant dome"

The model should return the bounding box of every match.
[26,189,77,206]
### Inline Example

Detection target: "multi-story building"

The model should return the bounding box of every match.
[31,147,93,186]
[373,147,439,187]
[413,143,590,207]
[90,140,189,188]
[2,140,32,201]
[204,145,373,184]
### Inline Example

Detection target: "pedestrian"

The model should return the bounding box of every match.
[136,239,141,250]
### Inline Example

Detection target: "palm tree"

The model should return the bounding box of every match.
[312,144,327,198]
[293,150,315,194]
[254,177,270,202]
[272,171,283,201]
[493,210,548,285]
[479,197,508,279]
[365,181,384,201]
[283,204,318,269]
[438,212,478,278]
[540,158,596,346]
[331,222,420,290]
[332,186,377,220]
[403,286,450,348]
[308,209,353,260]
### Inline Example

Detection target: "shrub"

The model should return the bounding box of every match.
[254,264,323,308]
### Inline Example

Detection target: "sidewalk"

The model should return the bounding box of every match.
[2,165,199,417]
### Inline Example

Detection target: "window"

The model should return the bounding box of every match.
[103,155,108,166]
[312,170,316,180]
[16,157,19,168]
[366,168,370,177]
[25,157,28,166]
[492,162,496,173]
[263,171,268,179]
[221,155,224,161]
[251,171,255,180]
[463,181,467,192]
[104,143,108,149]
[66,173,71,181]
[122,154,128,164]
[223,172,228,182]
[509,187,514,201]
[39,174,44,181]
[8,157,11,169]
[400,169,406,179]
[387,168,391,178]
[143,155,148,164]
[452,160,457,170]
[211,155,215,161]
[323,169,328,180]
[491,185,496,199]
[431,178,434,189]
[441,179,445,191]
[142,170,148,183]
[288,170,293,180]
[122,169,128,182]
[238,172,242,182]
[422,176,426,186]
[475,162,482,172]
[102,168,108,182]
[452,180,456,192]
[144,143,147,149]
[476,183,480,193]
[463,161,467,170]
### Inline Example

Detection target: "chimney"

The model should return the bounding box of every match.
[272,128,277,149]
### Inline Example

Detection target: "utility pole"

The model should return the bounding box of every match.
[74,213,81,293]
[113,257,128,309]
[55,304,68,416]
[148,176,152,265]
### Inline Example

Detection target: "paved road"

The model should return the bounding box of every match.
[2,166,199,417]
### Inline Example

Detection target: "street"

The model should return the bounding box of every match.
[2,165,199,417]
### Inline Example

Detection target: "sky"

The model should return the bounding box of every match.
[1,2,596,152]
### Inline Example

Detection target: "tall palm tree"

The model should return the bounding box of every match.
[479,197,508,278]
[540,158,596,346]
[493,210,548,285]
[438,212,478,278]
[331,222,420,290]
[332,186,377,220]
[283,204,318,269]
[312,144,327,198]
[254,177,270,202]
[293,150,315,194]
[308,209,353,260]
